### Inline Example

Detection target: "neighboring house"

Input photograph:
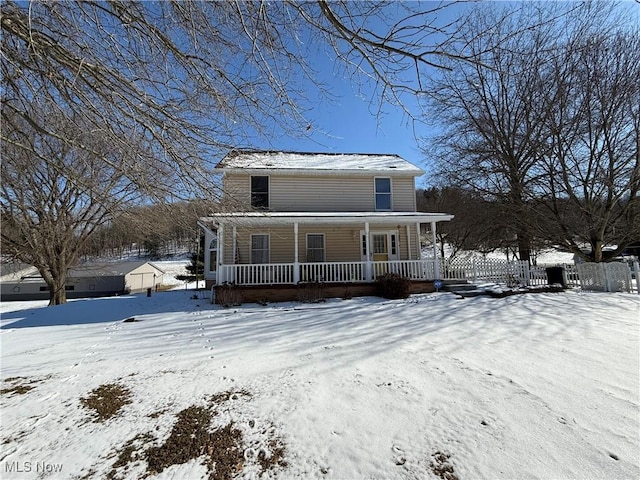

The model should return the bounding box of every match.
[198,151,454,302]
[0,261,165,301]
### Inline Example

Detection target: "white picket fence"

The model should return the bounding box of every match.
[439,257,638,293]
[575,262,638,293]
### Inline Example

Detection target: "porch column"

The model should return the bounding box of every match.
[365,222,371,281]
[217,224,225,283]
[232,226,237,264]
[431,221,440,280]
[293,222,300,283]
[406,225,412,261]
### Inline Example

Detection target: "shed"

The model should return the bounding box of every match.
[0,261,165,301]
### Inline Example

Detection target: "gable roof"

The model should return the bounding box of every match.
[215,150,424,176]
[69,261,165,277]
[0,261,164,283]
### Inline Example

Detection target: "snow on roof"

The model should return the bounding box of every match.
[0,261,165,283]
[69,261,165,277]
[215,151,424,175]
[0,263,39,282]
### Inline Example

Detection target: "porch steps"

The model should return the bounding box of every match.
[441,281,477,293]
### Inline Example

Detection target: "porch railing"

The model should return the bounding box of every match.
[221,263,295,285]
[372,260,436,280]
[219,259,438,286]
[217,258,637,292]
[299,261,366,282]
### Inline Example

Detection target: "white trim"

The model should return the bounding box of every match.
[201,212,454,226]
[218,169,423,177]
[293,223,300,283]
[374,176,393,211]
[197,220,217,237]
[305,233,326,263]
[389,231,399,260]
[207,234,218,276]
[232,226,238,264]
[431,221,440,279]
[360,229,399,261]
[218,225,225,282]
[250,233,270,264]
[364,222,371,280]
[362,230,399,262]
[250,174,270,209]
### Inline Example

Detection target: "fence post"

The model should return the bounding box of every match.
[634,261,640,295]
[472,258,478,283]
[523,261,530,287]
[601,262,610,292]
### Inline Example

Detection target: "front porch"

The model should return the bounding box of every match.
[198,212,454,300]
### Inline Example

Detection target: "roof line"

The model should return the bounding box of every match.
[225,149,403,158]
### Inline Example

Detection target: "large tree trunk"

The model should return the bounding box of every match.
[39,267,69,306]
[590,239,603,263]
[517,231,531,264]
[48,280,67,306]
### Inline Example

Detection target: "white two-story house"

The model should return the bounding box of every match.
[199,151,453,302]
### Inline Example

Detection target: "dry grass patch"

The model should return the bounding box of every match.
[145,405,245,480]
[105,388,288,479]
[203,423,245,480]
[257,437,288,474]
[430,451,458,480]
[209,389,252,407]
[80,383,132,422]
[1,383,34,396]
[1,375,50,397]
[107,433,154,480]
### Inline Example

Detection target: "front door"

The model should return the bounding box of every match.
[361,231,399,262]
[372,233,389,261]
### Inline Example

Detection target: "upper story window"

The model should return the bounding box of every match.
[375,177,392,210]
[251,176,269,209]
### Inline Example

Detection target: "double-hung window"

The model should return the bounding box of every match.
[251,176,269,209]
[375,178,392,210]
[306,234,325,262]
[209,237,217,272]
[251,234,269,264]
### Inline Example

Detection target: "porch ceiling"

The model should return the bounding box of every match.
[200,211,454,226]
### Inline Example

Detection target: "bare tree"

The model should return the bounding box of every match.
[530,30,640,262]
[1,104,140,305]
[1,1,478,200]
[1,1,323,202]
[424,1,638,262]
[417,188,506,259]
[424,4,557,262]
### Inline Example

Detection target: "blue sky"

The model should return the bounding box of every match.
[248,0,640,188]
[247,1,469,188]
[270,64,427,180]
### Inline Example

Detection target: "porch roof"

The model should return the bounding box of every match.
[199,211,454,227]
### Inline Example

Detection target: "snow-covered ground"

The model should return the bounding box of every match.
[1,290,638,479]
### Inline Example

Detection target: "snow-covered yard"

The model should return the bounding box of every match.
[1,290,638,479]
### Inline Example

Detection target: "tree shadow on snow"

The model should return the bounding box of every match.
[0,291,199,329]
